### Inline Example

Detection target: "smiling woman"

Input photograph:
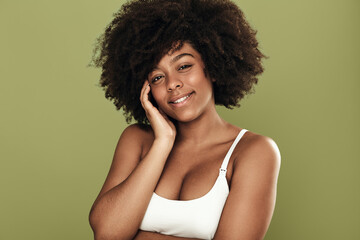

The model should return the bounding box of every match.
[89,0,281,240]
[147,43,215,123]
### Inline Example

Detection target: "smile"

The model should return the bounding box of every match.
[169,92,194,106]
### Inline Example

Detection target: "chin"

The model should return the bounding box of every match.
[170,110,201,123]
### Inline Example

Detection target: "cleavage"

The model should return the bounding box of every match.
[154,149,227,200]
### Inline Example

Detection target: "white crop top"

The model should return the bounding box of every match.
[139,129,248,240]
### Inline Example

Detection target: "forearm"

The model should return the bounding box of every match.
[90,139,173,239]
[134,231,201,240]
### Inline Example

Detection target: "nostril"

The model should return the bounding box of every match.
[168,84,181,92]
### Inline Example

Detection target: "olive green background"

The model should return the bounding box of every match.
[1,0,359,239]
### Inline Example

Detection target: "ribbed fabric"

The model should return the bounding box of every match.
[139,129,248,239]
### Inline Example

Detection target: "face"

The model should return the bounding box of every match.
[147,42,215,122]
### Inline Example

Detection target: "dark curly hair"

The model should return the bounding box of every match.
[90,0,266,124]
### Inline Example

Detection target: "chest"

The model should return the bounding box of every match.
[153,141,236,201]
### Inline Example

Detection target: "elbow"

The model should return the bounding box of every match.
[89,207,100,233]
[93,231,134,240]
[89,209,110,240]
[92,231,122,240]
[89,210,135,240]
[89,210,103,239]
[90,225,126,240]
[91,227,135,240]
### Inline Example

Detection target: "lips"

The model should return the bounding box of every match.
[168,91,194,104]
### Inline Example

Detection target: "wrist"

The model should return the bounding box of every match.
[153,137,174,151]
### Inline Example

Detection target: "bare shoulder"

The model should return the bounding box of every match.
[90,124,155,206]
[234,130,281,172]
[120,123,154,142]
[214,130,281,239]
[114,123,155,162]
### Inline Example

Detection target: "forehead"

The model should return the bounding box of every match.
[158,42,201,64]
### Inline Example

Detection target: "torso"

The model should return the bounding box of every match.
[138,124,252,201]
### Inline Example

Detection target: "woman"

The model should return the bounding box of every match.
[89,0,281,239]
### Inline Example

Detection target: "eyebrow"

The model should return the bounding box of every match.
[150,53,195,73]
[171,53,194,64]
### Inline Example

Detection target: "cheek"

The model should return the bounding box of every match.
[188,68,210,85]
[188,74,213,94]
[150,88,165,107]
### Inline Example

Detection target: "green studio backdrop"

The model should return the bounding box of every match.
[0,0,359,239]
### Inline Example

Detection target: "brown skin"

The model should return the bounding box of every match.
[89,43,281,240]
[91,0,266,125]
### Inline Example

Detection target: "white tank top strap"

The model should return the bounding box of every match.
[219,129,248,174]
[140,128,249,239]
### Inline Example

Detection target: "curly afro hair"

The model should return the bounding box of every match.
[91,0,266,124]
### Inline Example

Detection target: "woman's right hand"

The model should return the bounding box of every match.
[140,80,176,142]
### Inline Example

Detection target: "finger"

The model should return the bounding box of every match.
[140,81,150,108]
[141,83,155,115]
[140,80,147,103]
[142,84,151,108]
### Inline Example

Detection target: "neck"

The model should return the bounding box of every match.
[175,105,229,145]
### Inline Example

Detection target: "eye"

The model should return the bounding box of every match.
[151,75,163,83]
[178,65,192,71]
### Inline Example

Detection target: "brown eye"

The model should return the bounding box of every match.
[151,75,163,83]
[178,65,192,71]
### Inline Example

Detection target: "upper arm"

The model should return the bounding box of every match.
[214,135,281,240]
[91,124,151,210]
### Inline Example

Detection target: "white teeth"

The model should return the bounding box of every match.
[173,94,191,104]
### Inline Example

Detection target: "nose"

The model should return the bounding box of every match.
[167,75,183,92]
